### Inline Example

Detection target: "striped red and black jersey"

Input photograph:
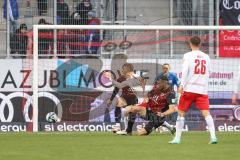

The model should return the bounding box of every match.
[110,75,137,102]
[117,76,137,97]
[147,85,176,114]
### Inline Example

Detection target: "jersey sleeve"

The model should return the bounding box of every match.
[181,54,189,87]
[172,73,180,87]
[111,77,140,89]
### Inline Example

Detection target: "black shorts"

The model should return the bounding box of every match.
[144,110,166,135]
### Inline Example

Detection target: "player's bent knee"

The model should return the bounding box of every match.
[201,110,210,118]
[178,109,186,117]
[117,98,127,107]
[173,106,178,112]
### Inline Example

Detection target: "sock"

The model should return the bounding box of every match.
[115,107,121,123]
[126,113,136,133]
[205,115,217,140]
[123,116,128,131]
[175,116,185,141]
[121,108,128,130]
[162,121,173,131]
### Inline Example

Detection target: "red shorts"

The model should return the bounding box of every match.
[178,92,209,112]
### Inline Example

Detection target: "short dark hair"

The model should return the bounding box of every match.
[163,63,170,67]
[19,23,27,30]
[122,63,134,72]
[38,18,47,24]
[189,36,201,46]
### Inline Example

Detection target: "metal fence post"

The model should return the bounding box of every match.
[170,0,174,58]
[216,0,220,58]
[6,0,10,58]
[209,0,215,57]
[53,0,57,58]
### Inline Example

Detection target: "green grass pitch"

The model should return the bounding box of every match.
[0,132,239,160]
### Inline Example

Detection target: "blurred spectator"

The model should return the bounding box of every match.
[67,30,85,55]
[69,12,82,25]
[38,18,51,25]
[76,0,93,25]
[10,23,28,57]
[57,0,70,24]
[176,0,208,26]
[3,0,19,33]
[176,0,192,25]
[57,29,67,57]
[37,0,47,16]
[86,11,100,54]
[38,18,53,56]
[115,0,118,21]
[105,0,118,21]
[67,11,86,55]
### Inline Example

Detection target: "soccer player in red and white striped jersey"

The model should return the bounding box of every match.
[169,36,217,144]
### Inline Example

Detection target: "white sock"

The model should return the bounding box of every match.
[123,116,128,131]
[175,116,185,140]
[205,115,217,140]
[116,123,120,128]
[163,121,173,130]
[121,108,128,130]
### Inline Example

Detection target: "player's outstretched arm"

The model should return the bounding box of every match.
[111,79,136,88]
[112,76,143,89]
[157,105,177,117]
[104,71,142,88]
